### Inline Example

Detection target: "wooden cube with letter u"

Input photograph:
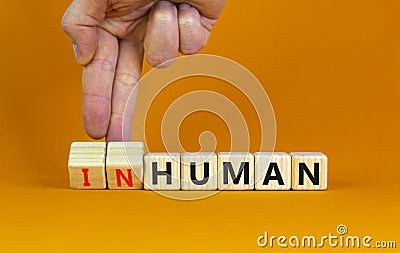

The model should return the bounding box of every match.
[291,152,328,190]
[144,153,180,190]
[217,152,254,190]
[181,152,217,190]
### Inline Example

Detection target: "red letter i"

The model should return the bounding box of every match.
[82,168,91,187]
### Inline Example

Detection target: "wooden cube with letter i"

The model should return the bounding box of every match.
[67,142,106,189]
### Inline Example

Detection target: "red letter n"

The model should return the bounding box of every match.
[116,169,133,187]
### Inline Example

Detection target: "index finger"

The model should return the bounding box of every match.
[82,28,118,139]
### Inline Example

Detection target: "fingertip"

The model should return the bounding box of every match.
[145,55,177,68]
[178,5,208,55]
[83,118,109,140]
[85,131,106,140]
[144,0,179,68]
[179,41,203,55]
[82,96,111,139]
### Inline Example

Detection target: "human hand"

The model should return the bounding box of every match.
[62,0,226,141]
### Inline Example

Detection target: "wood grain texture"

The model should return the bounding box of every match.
[217,152,254,190]
[68,142,106,189]
[144,153,180,190]
[107,142,144,149]
[291,152,328,190]
[70,142,106,149]
[255,152,291,190]
[106,142,144,189]
[181,152,217,190]
[68,142,328,191]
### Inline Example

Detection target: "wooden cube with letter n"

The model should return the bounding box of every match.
[291,152,328,190]
[106,142,144,189]
[144,153,180,190]
[218,152,254,190]
[255,152,291,190]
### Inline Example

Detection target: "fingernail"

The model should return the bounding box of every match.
[179,3,191,11]
[155,1,174,8]
[72,43,80,61]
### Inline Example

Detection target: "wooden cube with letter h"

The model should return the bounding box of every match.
[144,153,180,190]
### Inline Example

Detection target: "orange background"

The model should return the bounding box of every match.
[0,0,399,252]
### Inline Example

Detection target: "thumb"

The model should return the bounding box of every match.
[61,0,108,65]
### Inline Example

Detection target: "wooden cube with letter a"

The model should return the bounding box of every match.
[217,152,254,190]
[144,153,180,190]
[291,152,328,190]
[255,152,291,190]
[181,152,217,190]
[106,142,144,189]
[68,142,106,189]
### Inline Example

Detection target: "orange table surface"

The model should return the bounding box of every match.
[1,0,399,252]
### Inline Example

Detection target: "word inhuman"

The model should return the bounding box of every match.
[68,142,328,190]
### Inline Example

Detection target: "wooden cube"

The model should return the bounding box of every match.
[107,142,144,150]
[107,142,144,155]
[106,158,143,189]
[70,142,106,149]
[106,142,144,189]
[68,142,106,189]
[68,153,105,161]
[291,152,328,190]
[144,153,180,190]
[217,152,254,190]
[255,152,291,190]
[68,161,106,189]
[181,153,217,190]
